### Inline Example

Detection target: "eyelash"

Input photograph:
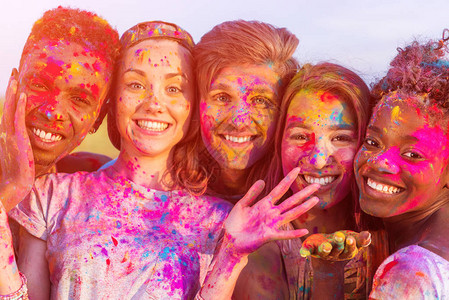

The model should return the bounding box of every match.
[72,95,90,105]
[365,137,425,161]
[167,86,181,93]
[252,97,274,108]
[364,137,379,148]
[332,135,353,142]
[29,81,48,92]
[402,151,424,160]
[127,82,145,90]
[213,93,230,103]
[290,133,309,141]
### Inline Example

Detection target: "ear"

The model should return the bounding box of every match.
[443,166,449,189]
[11,68,19,80]
[91,99,111,133]
[444,177,449,189]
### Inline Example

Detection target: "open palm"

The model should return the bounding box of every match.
[224,168,320,255]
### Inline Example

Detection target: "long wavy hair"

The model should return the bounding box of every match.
[265,62,375,229]
[107,22,209,195]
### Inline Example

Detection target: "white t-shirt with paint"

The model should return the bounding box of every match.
[10,168,232,300]
[370,245,449,299]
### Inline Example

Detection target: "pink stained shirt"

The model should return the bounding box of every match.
[9,167,232,300]
[370,245,449,299]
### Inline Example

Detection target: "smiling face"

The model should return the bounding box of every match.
[281,90,358,209]
[115,39,193,159]
[18,39,110,172]
[200,64,281,170]
[355,94,449,218]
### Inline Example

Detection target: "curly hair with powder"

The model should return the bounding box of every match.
[372,31,449,111]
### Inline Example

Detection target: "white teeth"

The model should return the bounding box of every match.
[224,135,252,143]
[304,175,337,186]
[367,178,402,194]
[137,120,169,131]
[32,127,62,143]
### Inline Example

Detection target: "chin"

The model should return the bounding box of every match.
[316,197,341,210]
[359,197,388,218]
[214,155,250,171]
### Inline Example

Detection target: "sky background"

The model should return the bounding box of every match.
[1,0,449,96]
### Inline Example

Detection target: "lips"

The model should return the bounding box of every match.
[366,177,404,194]
[136,120,169,132]
[31,127,64,143]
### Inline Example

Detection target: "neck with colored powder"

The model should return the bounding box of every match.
[35,162,56,177]
[383,195,449,259]
[210,167,250,203]
[112,150,173,191]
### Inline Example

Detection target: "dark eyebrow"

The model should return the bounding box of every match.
[22,71,52,84]
[209,82,232,92]
[210,83,275,94]
[165,72,189,82]
[367,125,418,142]
[124,69,189,82]
[286,121,355,131]
[367,125,382,134]
[124,68,146,77]
[285,122,310,130]
[69,86,94,98]
[250,87,276,95]
[328,124,355,130]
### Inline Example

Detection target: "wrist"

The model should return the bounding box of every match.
[0,272,28,300]
[221,233,250,262]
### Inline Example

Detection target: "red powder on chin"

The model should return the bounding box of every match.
[106,258,111,266]
[111,236,118,246]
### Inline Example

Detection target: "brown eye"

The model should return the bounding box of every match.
[332,135,353,142]
[291,133,308,141]
[252,97,274,109]
[127,82,144,90]
[365,137,379,148]
[167,86,180,93]
[403,151,423,160]
[72,96,90,105]
[214,93,230,103]
[30,81,48,91]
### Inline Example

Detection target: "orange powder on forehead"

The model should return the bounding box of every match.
[391,106,403,125]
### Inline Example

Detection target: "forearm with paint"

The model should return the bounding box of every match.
[0,208,22,294]
[197,234,249,299]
